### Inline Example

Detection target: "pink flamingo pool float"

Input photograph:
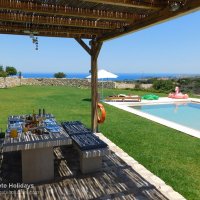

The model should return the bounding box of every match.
[168,87,189,99]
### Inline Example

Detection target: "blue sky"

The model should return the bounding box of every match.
[0,10,200,74]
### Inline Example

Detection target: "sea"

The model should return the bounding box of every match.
[22,73,198,81]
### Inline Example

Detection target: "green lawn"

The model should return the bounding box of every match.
[0,86,200,200]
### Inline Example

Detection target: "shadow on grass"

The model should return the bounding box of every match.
[82,98,91,102]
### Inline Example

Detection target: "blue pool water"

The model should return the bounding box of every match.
[131,102,200,131]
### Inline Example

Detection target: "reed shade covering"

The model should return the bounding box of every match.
[0,0,199,41]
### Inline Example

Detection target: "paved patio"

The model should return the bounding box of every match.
[0,133,185,200]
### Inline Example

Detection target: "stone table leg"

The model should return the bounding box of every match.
[21,147,54,183]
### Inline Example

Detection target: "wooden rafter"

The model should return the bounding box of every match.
[0,12,128,30]
[0,0,139,22]
[0,24,104,37]
[0,1,198,41]
[81,0,161,10]
[97,0,200,42]
[0,29,93,39]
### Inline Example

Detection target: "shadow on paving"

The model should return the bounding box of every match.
[0,145,169,200]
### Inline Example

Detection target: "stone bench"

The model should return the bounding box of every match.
[61,121,110,173]
[61,121,91,136]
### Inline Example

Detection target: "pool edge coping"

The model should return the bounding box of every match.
[105,97,200,139]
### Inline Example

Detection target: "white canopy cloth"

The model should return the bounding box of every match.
[86,69,118,100]
[86,69,118,79]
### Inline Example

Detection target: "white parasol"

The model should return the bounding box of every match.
[86,69,118,100]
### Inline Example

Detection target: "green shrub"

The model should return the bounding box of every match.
[6,66,17,76]
[0,71,7,77]
[54,72,66,78]
[0,66,3,72]
[153,79,174,93]
[176,78,200,94]
[18,71,22,78]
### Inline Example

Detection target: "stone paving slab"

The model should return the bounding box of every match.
[96,133,186,200]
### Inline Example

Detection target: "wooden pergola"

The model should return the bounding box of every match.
[0,0,200,132]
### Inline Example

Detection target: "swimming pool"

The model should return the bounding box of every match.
[131,102,200,132]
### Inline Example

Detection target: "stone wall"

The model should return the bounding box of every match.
[115,82,135,89]
[0,77,21,88]
[140,84,152,89]
[21,78,90,87]
[0,77,152,89]
[0,77,115,89]
[21,78,115,88]
[115,82,152,89]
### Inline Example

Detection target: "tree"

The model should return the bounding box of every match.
[18,71,22,86]
[0,71,7,78]
[153,79,174,93]
[54,72,66,78]
[0,66,3,72]
[18,71,22,78]
[6,66,17,76]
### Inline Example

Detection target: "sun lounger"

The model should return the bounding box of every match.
[105,94,141,102]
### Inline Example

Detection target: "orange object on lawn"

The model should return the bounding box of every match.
[97,103,106,124]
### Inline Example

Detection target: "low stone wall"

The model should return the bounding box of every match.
[115,82,152,89]
[21,78,90,87]
[140,84,153,89]
[0,77,115,89]
[0,77,152,89]
[115,82,135,89]
[21,78,115,88]
[0,77,21,88]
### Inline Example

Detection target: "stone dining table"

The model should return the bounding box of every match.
[3,114,72,183]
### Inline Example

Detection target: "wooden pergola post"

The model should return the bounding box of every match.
[91,40,103,133]
[75,38,102,133]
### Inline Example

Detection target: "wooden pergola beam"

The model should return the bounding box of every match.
[81,0,161,10]
[75,38,102,132]
[75,38,91,55]
[97,0,200,42]
[91,40,103,133]
[0,12,127,30]
[0,0,136,22]
[0,23,104,36]
[0,29,93,39]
